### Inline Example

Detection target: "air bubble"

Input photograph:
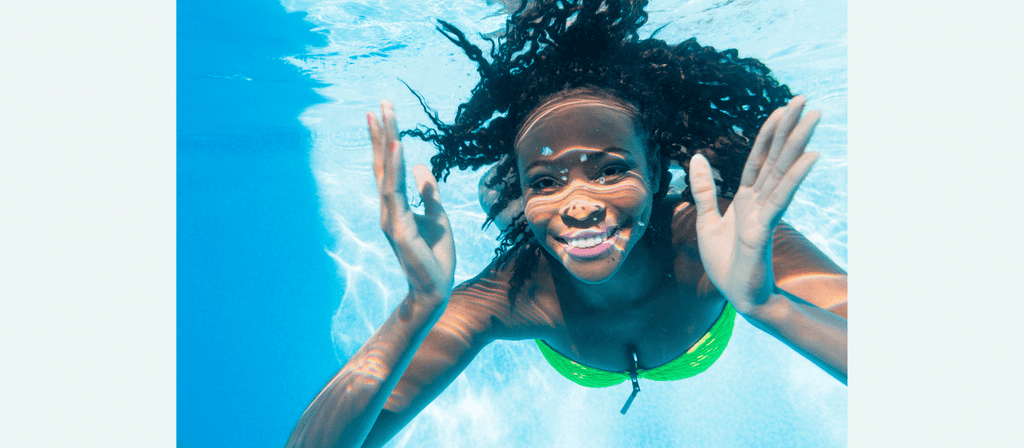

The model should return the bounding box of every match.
[580,154,587,162]
[638,221,645,227]
[598,177,605,184]
[560,176,567,181]
[541,147,553,155]
[560,168,568,173]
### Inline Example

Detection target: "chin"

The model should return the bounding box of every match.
[546,224,640,284]
[567,266,620,284]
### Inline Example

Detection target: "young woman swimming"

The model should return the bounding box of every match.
[287,1,847,447]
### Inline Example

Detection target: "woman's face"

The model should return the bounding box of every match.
[515,95,658,284]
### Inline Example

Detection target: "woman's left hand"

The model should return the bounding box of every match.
[689,95,821,316]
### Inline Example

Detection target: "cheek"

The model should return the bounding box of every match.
[600,174,653,210]
[606,180,655,228]
[523,196,557,231]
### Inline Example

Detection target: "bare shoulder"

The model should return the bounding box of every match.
[664,193,732,241]
[661,194,730,293]
[376,249,563,427]
[445,249,564,342]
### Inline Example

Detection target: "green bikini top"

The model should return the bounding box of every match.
[535,302,736,413]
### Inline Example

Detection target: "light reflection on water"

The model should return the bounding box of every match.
[283,0,847,446]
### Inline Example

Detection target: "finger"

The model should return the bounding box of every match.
[757,109,821,206]
[380,100,409,215]
[377,103,409,237]
[369,112,385,192]
[772,95,806,153]
[775,109,821,172]
[382,100,407,196]
[689,154,721,227]
[754,95,806,193]
[761,151,819,225]
[740,107,784,188]
[413,166,456,278]
[369,110,393,228]
[381,98,399,159]
[413,164,449,226]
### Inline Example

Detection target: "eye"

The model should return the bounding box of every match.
[598,164,628,178]
[530,177,558,190]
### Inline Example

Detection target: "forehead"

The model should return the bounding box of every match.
[515,99,644,163]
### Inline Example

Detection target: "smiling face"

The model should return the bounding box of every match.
[515,93,659,284]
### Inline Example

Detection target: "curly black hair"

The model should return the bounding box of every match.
[401,0,792,302]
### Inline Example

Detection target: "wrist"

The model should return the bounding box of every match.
[400,290,450,324]
[737,286,793,324]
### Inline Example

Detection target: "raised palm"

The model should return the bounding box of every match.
[689,96,821,315]
[368,100,456,305]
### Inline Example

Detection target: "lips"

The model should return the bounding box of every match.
[560,227,619,249]
[553,224,627,260]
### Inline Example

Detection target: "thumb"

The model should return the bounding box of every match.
[689,154,721,225]
[413,164,446,221]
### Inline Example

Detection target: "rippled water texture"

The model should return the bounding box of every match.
[283,0,847,446]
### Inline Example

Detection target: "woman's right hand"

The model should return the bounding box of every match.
[369,100,455,307]
[284,102,456,448]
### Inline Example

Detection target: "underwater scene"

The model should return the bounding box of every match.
[179,0,847,447]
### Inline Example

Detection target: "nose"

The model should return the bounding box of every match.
[560,195,606,224]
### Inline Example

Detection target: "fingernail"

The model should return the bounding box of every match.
[367,113,374,127]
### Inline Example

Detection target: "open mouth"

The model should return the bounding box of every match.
[554,224,625,259]
[559,227,620,249]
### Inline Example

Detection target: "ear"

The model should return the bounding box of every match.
[647,144,662,191]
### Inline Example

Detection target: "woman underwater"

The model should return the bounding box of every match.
[288,1,847,446]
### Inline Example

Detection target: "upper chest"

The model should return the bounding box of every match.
[540,273,725,372]
[486,198,725,371]
[525,230,724,372]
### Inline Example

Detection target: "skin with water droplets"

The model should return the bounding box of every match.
[516,100,656,284]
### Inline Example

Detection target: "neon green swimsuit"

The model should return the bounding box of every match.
[535,302,736,413]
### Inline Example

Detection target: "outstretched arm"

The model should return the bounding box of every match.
[689,95,847,384]
[288,288,496,448]
[286,100,458,448]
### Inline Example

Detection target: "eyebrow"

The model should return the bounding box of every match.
[524,147,632,173]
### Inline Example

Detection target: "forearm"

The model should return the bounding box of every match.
[741,287,848,384]
[286,291,447,448]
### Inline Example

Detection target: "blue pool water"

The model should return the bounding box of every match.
[177,1,341,446]
[178,0,847,447]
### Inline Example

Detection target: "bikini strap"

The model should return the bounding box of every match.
[620,349,641,415]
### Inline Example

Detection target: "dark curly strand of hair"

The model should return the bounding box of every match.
[400,0,792,304]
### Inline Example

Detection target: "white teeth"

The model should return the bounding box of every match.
[565,230,614,249]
